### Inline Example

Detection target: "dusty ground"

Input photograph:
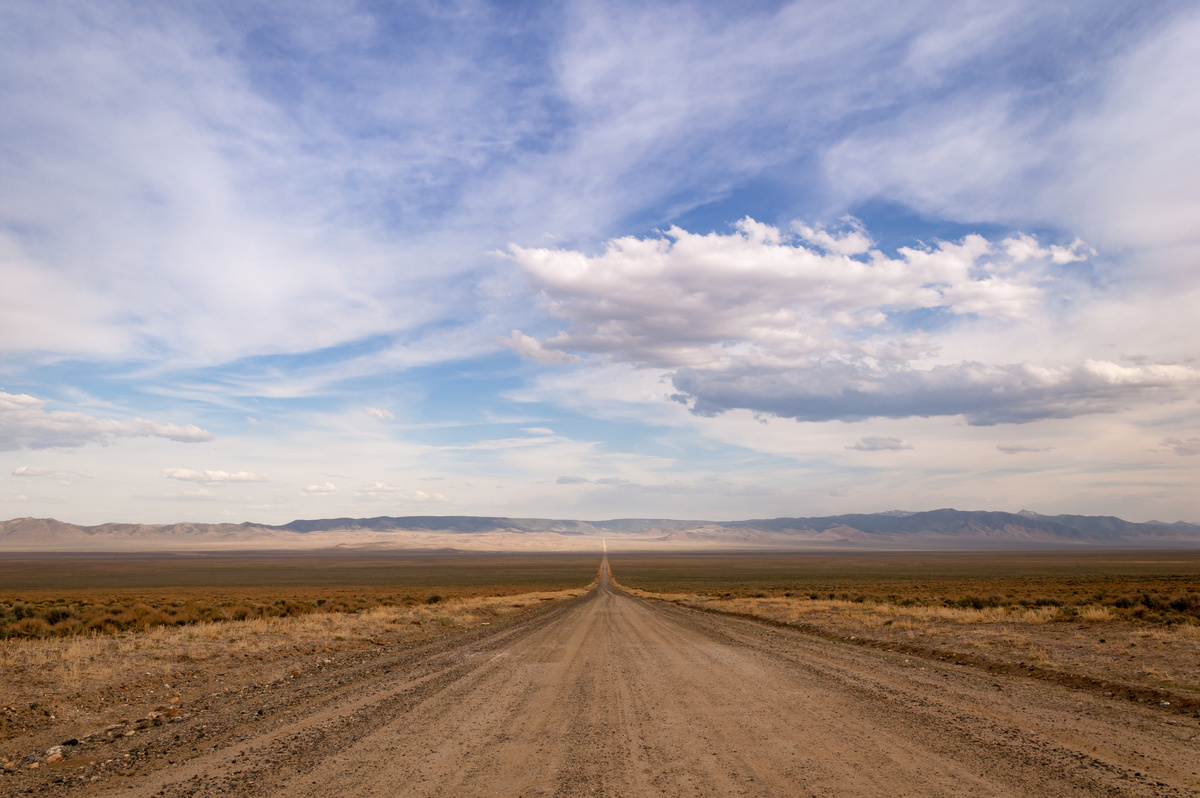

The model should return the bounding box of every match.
[616,590,1200,709]
[3,558,1199,796]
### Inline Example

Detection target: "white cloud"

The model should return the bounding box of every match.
[0,3,490,366]
[847,437,913,452]
[0,392,213,451]
[12,465,93,479]
[556,475,590,485]
[162,468,269,486]
[505,219,1061,370]
[3,3,1198,526]
[302,482,338,494]
[497,330,580,365]
[355,482,405,495]
[793,218,873,256]
[822,8,1200,285]
[363,407,394,420]
[502,221,1200,425]
[1003,234,1094,266]
[354,482,446,502]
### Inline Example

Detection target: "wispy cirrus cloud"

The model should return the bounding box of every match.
[3,2,1199,526]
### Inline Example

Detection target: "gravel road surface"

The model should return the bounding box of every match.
[43,557,1200,797]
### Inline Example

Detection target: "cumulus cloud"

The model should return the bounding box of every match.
[1004,235,1094,265]
[162,468,269,486]
[302,482,338,494]
[793,218,873,256]
[356,482,404,494]
[1162,437,1200,457]
[1,392,213,451]
[505,222,1200,425]
[363,407,394,420]
[505,218,1061,370]
[847,437,913,452]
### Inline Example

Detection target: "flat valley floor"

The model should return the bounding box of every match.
[7,556,1200,797]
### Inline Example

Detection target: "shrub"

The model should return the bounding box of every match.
[1140,593,1167,610]
[1169,594,1199,612]
[43,605,77,625]
[9,617,49,637]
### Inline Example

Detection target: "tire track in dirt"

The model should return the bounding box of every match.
[72,557,1200,797]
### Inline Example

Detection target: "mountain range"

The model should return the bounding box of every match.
[2,510,1199,551]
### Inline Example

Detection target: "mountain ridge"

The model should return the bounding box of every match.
[2,509,1199,552]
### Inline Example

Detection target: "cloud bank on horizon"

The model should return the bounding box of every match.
[1,1,1198,525]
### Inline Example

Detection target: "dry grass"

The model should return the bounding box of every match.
[0,585,591,751]
[1,550,603,640]
[1,591,465,639]
[607,549,1200,623]
[0,588,587,682]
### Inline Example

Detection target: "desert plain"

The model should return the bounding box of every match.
[1,548,1199,796]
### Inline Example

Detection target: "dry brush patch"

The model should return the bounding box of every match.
[0,589,496,640]
[0,585,592,765]
[0,550,603,640]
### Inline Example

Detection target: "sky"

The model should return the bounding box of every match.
[2,1,1199,526]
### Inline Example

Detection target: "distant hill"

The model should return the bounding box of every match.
[2,510,1198,552]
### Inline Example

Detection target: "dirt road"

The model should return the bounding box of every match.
[38,557,1200,797]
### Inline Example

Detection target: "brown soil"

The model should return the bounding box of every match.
[3,558,1199,796]
[620,593,1200,711]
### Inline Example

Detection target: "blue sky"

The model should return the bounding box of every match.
[3,1,1199,525]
